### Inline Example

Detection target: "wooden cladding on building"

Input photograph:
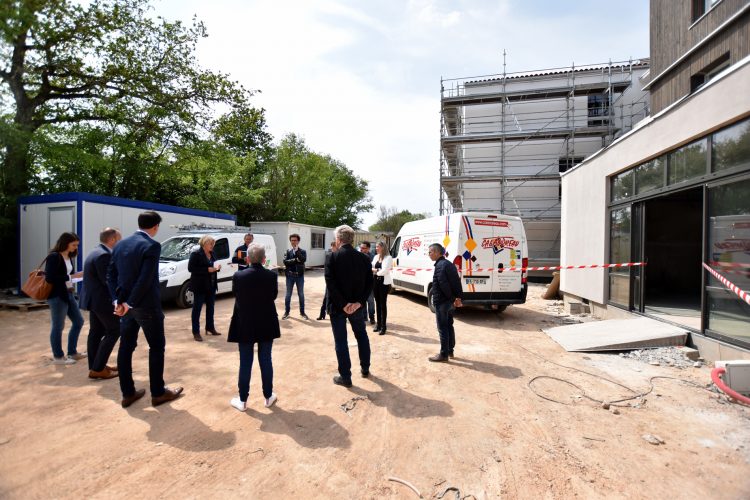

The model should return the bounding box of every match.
[650,0,750,113]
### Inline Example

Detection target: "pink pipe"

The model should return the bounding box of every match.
[711,367,750,405]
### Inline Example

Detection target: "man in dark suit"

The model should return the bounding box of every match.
[282,233,308,320]
[107,211,183,408]
[227,243,280,411]
[80,227,122,380]
[325,224,373,388]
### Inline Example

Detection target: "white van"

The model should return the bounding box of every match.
[390,212,528,312]
[158,230,277,308]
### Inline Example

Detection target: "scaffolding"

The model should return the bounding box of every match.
[439,58,650,264]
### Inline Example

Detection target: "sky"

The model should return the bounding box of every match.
[154,0,650,228]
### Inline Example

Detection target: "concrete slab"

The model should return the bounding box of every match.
[543,317,688,352]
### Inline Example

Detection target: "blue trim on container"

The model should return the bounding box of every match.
[76,197,83,287]
[17,192,236,221]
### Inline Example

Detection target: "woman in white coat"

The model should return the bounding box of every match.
[371,241,393,335]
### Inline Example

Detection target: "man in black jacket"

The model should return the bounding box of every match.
[325,225,373,387]
[283,233,307,320]
[80,227,121,379]
[428,243,463,362]
[231,233,253,271]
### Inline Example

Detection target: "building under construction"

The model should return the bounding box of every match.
[440,59,650,269]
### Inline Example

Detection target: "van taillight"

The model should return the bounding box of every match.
[522,257,528,284]
[453,255,462,271]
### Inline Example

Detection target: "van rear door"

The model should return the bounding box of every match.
[457,215,494,295]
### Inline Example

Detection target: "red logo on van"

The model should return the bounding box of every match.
[475,219,509,227]
[402,237,422,255]
[481,237,519,253]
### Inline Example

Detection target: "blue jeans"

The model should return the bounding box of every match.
[47,292,84,359]
[285,274,305,314]
[435,301,456,357]
[191,288,216,333]
[330,308,370,382]
[117,308,166,397]
[238,341,274,402]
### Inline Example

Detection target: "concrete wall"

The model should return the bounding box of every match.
[560,56,750,306]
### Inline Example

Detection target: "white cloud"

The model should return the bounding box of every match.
[154,0,649,227]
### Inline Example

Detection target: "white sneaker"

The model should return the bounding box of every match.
[264,393,278,408]
[53,356,76,365]
[230,397,246,412]
[68,352,87,361]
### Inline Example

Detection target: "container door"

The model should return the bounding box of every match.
[48,206,75,249]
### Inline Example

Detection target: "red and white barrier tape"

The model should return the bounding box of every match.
[392,262,647,273]
[703,262,750,306]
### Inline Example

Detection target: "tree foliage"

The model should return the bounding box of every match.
[369,205,429,233]
[257,134,371,228]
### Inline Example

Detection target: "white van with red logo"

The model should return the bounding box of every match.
[390,212,528,312]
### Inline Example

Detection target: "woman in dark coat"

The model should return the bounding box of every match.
[44,232,86,364]
[228,244,280,411]
[188,235,221,342]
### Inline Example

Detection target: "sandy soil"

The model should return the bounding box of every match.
[0,273,749,499]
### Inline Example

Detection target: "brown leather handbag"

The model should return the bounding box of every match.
[21,258,53,300]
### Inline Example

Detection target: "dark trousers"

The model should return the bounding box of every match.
[330,308,370,382]
[284,274,305,314]
[87,309,120,371]
[365,291,375,321]
[118,307,166,398]
[435,301,456,357]
[373,281,390,328]
[237,341,273,402]
[192,288,216,333]
[319,288,328,319]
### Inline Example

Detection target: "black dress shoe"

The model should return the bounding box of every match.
[428,354,450,362]
[332,375,352,388]
[282,313,290,320]
[152,386,184,406]
[379,329,386,336]
[121,388,146,408]
[301,314,310,320]
[316,316,325,320]
[206,329,222,336]
[193,332,203,342]
[361,369,369,378]
[373,325,381,333]
[369,318,375,325]
[449,351,455,358]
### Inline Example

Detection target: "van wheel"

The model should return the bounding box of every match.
[427,286,436,314]
[176,281,194,309]
[495,305,507,314]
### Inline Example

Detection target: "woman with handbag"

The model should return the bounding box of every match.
[372,241,393,335]
[188,235,222,342]
[45,232,86,365]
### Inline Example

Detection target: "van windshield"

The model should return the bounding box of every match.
[160,237,199,261]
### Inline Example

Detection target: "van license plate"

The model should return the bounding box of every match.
[465,278,487,285]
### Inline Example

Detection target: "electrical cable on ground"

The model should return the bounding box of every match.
[518,343,712,407]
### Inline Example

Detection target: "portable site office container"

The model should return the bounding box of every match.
[247,221,335,268]
[17,192,236,289]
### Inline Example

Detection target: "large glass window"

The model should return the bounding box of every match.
[713,119,750,173]
[611,170,633,202]
[706,178,750,346]
[609,207,631,307]
[669,138,707,184]
[635,158,665,195]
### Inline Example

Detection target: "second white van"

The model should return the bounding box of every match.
[158,230,277,308]
[390,212,528,312]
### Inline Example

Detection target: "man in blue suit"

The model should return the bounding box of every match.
[80,227,122,380]
[107,211,183,408]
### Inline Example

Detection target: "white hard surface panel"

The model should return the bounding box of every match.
[543,317,688,352]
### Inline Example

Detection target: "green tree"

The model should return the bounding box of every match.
[257,134,372,228]
[0,0,251,284]
[369,205,429,233]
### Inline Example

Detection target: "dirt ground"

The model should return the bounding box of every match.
[1,272,749,499]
